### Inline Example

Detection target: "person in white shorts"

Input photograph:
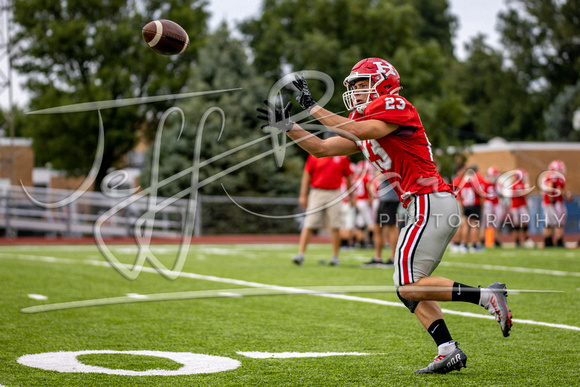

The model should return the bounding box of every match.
[293,151,354,266]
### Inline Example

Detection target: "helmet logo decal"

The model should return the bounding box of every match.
[343,58,401,112]
[373,61,393,75]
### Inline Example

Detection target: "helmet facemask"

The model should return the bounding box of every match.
[342,75,379,113]
[342,62,401,113]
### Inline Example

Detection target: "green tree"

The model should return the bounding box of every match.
[11,0,208,188]
[498,0,580,98]
[140,26,305,233]
[543,81,580,141]
[453,35,544,141]
[498,0,580,139]
[240,0,459,113]
[240,0,467,177]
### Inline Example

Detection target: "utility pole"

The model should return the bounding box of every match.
[0,0,14,236]
[0,0,15,182]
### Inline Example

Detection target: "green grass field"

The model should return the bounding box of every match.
[1,242,579,386]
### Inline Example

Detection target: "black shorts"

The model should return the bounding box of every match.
[377,201,399,226]
[463,205,481,222]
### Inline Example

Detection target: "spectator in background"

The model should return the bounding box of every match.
[353,161,375,249]
[364,170,399,266]
[293,139,354,266]
[339,168,357,249]
[541,160,570,247]
[452,164,484,252]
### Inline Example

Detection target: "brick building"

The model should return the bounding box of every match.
[465,138,580,194]
[0,138,34,187]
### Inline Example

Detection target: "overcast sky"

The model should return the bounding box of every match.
[1,0,509,109]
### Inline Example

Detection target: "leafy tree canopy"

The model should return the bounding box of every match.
[140,25,304,199]
[12,0,209,188]
[497,0,580,140]
[240,0,465,154]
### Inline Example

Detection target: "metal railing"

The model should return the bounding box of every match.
[1,185,578,238]
[0,185,300,238]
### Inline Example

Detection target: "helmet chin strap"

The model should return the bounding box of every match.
[355,101,371,113]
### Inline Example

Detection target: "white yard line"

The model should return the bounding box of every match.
[27,294,48,300]
[440,261,580,277]
[3,252,579,332]
[237,352,374,359]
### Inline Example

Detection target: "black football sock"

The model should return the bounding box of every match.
[451,282,481,305]
[427,319,453,347]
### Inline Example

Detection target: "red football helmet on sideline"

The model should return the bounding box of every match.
[516,168,529,183]
[343,58,401,113]
[548,160,566,175]
[487,166,500,181]
[487,166,499,176]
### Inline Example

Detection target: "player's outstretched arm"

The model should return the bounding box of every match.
[287,127,360,157]
[293,74,398,141]
[256,99,359,157]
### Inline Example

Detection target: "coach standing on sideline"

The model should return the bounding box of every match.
[293,136,354,266]
[257,58,513,374]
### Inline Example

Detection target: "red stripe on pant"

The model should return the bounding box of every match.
[401,195,427,284]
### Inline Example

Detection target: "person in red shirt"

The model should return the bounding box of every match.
[504,168,533,247]
[451,164,484,252]
[353,160,376,249]
[257,57,512,374]
[339,168,357,249]
[541,160,570,247]
[367,168,399,266]
[293,150,354,266]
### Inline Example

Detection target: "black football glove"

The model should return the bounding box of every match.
[292,74,317,111]
[256,100,294,132]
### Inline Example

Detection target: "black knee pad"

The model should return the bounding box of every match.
[396,288,420,313]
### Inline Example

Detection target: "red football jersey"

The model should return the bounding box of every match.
[481,179,500,205]
[510,180,528,208]
[304,154,352,190]
[349,95,452,204]
[542,172,566,204]
[354,173,371,200]
[452,176,477,207]
[452,171,488,206]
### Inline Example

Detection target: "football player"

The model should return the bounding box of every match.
[353,160,375,249]
[541,160,569,247]
[507,168,533,247]
[257,58,513,374]
[452,163,485,252]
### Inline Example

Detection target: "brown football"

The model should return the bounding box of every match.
[142,19,190,55]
